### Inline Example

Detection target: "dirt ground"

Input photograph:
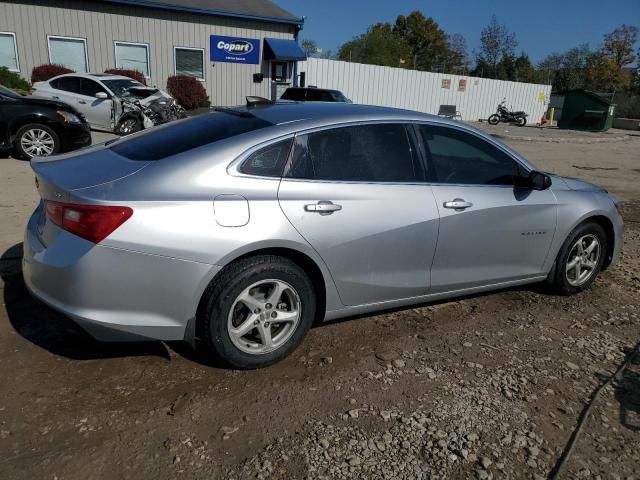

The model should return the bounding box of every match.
[0,130,639,480]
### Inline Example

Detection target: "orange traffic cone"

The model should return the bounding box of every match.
[539,112,547,128]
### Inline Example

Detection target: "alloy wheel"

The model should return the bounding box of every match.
[565,234,601,287]
[20,128,55,157]
[227,279,301,355]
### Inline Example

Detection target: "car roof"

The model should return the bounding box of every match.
[240,102,447,130]
[52,73,136,82]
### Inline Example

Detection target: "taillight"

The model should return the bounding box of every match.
[44,200,133,244]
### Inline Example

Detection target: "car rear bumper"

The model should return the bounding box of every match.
[23,205,220,342]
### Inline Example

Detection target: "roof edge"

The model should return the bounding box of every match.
[101,0,304,25]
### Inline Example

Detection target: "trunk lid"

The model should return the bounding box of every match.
[31,143,150,201]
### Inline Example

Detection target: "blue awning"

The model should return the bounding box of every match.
[263,38,307,61]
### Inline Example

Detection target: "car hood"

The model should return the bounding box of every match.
[555,175,606,193]
[25,95,78,111]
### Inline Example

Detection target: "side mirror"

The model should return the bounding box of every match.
[528,170,552,191]
[95,92,109,99]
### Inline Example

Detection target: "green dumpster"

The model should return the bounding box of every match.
[550,89,616,131]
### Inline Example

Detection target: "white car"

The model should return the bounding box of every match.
[32,73,185,134]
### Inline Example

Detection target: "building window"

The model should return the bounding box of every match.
[174,47,205,80]
[458,79,467,92]
[48,36,88,73]
[114,41,150,77]
[441,78,451,89]
[271,61,288,82]
[0,32,19,72]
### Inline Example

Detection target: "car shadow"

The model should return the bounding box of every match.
[614,348,640,432]
[1,242,170,361]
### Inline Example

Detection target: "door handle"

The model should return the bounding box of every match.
[304,201,342,215]
[78,100,87,104]
[52,96,59,99]
[443,198,473,211]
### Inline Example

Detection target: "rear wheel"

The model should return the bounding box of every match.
[488,114,500,125]
[14,124,60,159]
[515,115,527,127]
[199,255,316,369]
[549,221,607,295]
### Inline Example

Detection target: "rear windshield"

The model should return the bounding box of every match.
[280,89,306,101]
[110,111,274,161]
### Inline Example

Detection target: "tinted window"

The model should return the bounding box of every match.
[280,88,306,101]
[286,124,420,182]
[418,125,523,185]
[51,76,81,94]
[80,79,106,97]
[306,89,333,102]
[239,139,292,177]
[111,112,273,161]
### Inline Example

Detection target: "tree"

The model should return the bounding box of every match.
[538,44,591,90]
[585,52,631,92]
[338,23,410,67]
[513,53,537,83]
[602,25,637,67]
[477,15,518,78]
[393,11,450,71]
[447,33,469,72]
[301,39,318,57]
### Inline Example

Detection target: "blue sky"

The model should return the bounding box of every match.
[277,0,640,63]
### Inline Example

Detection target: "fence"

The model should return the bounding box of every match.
[297,58,552,125]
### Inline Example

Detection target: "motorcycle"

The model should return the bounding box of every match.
[487,100,527,127]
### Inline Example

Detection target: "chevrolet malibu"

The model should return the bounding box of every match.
[23,102,623,369]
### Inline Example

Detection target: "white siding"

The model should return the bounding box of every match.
[299,58,552,125]
[0,0,297,105]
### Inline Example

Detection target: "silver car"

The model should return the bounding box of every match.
[23,102,623,369]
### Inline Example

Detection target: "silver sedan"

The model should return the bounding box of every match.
[23,102,623,369]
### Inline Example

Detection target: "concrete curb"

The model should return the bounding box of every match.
[491,133,631,144]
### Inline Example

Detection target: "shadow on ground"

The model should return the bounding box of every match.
[1,242,171,361]
[615,350,640,432]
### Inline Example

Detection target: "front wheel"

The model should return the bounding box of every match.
[199,255,316,369]
[549,222,607,295]
[116,117,142,135]
[488,114,500,125]
[14,124,60,159]
[515,115,527,127]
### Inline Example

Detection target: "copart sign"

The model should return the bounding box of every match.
[210,35,261,64]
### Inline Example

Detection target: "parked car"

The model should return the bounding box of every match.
[32,73,186,135]
[23,102,623,369]
[0,84,91,159]
[280,87,351,103]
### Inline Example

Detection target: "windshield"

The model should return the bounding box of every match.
[102,79,146,98]
[0,84,21,99]
[110,111,274,161]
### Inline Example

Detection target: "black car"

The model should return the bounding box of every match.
[0,84,91,159]
[280,87,351,103]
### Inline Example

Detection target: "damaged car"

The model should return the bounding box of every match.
[32,73,186,135]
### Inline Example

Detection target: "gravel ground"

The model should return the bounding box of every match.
[0,130,639,479]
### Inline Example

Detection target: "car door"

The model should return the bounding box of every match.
[77,78,113,130]
[278,122,439,307]
[44,76,82,108]
[415,123,557,293]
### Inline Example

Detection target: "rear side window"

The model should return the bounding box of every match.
[306,89,333,102]
[111,112,273,161]
[418,125,523,185]
[51,76,81,94]
[286,124,421,182]
[239,139,293,177]
[280,89,306,101]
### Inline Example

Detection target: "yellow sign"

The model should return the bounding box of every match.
[537,92,547,104]
[399,58,406,64]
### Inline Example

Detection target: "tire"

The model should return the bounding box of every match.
[14,123,60,160]
[488,114,500,125]
[116,117,142,135]
[199,255,316,369]
[549,221,607,295]
[515,115,527,127]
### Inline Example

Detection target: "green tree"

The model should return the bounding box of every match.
[338,23,410,67]
[538,44,591,90]
[447,33,469,73]
[585,52,631,92]
[393,11,451,71]
[475,15,518,78]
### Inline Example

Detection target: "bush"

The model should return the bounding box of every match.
[166,75,210,110]
[0,67,31,95]
[31,64,74,83]
[104,68,146,85]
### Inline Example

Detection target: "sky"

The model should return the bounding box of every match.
[276,0,640,64]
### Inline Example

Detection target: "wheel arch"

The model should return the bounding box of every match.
[586,214,615,270]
